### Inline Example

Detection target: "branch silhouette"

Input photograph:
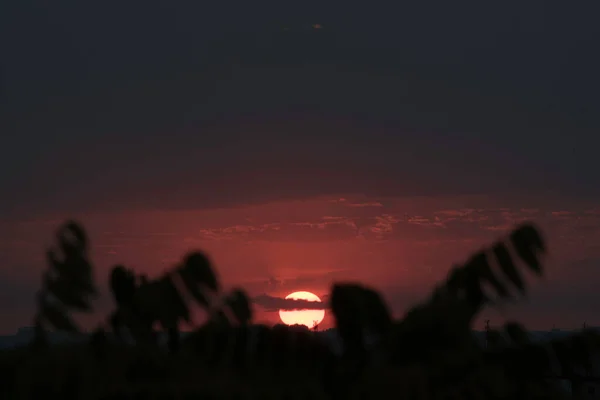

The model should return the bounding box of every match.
[5,221,598,399]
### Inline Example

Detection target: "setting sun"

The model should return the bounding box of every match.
[278,291,325,328]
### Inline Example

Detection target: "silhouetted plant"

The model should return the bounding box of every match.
[312,320,319,331]
[33,221,97,345]
[376,224,547,367]
[16,220,600,399]
[107,251,226,351]
[252,324,273,367]
[89,327,108,361]
[230,325,251,373]
[221,288,253,326]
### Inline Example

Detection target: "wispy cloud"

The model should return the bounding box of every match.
[329,198,383,208]
[346,201,384,208]
[253,293,329,312]
[79,200,600,245]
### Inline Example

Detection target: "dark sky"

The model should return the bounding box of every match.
[1,1,600,332]
[2,0,599,216]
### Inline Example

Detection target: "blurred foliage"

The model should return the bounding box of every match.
[4,221,600,399]
[33,221,97,340]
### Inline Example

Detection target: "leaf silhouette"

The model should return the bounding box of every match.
[41,301,79,333]
[177,251,219,307]
[510,224,546,276]
[463,265,488,311]
[33,221,98,338]
[53,222,96,293]
[109,265,137,306]
[57,221,88,255]
[503,322,530,346]
[360,287,392,335]
[155,276,190,326]
[492,243,525,294]
[330,283,370,365]
[46,249,96,295]
[184,252,219,291]
[468,252,509,299]
[44,273,92,312]
[445,267,468,293]
[133,280,163,321]
[224,288,253,325]
[23,220,578,399]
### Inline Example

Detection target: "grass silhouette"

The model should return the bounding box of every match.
[2,220,599,399]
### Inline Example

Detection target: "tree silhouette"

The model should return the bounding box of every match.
[9,220,600,399]
[33,221,97,347]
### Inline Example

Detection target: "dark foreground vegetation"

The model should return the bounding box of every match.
[1,221,599,399]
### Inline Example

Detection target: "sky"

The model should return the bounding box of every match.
[0,0,599,334]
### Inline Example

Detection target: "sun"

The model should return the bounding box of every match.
[278,291,325,328]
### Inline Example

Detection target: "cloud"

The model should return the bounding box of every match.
[339,199,384,208]
[253,285,426,320]
[252,294,329,312]
[262,270,348,290]
[266,276,282,289]
[56,200,600,247]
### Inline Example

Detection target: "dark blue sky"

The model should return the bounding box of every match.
[1,0,599,217]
